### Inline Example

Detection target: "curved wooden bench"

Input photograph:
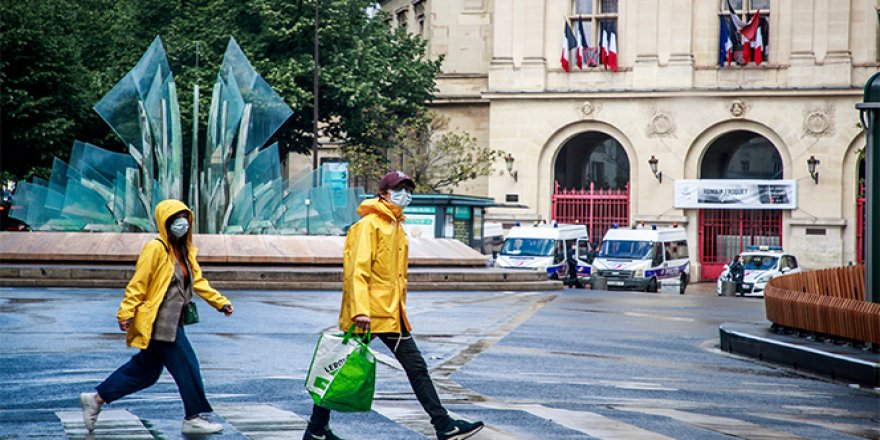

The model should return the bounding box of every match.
[764,265,880,344]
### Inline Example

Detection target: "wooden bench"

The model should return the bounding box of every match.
[764,265,880,344]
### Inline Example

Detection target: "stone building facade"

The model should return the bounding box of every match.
[380,0,878,280]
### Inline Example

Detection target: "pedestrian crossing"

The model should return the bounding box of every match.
[55,408,154,439]
[54,397,880,439]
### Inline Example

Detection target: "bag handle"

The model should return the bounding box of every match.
[343,324,371,346]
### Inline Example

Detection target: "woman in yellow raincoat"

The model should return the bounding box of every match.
[79,199,233,435]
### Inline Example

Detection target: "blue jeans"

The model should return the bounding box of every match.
[308,331,451,431]
[96,326,212,418]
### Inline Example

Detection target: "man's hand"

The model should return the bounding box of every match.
[221,304,234,316]
[353,314,371,331]
[118,319,132,332]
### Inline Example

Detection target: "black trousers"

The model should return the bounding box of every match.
[308,330,451,430]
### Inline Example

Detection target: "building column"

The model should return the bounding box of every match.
[817,0,852,85]
[788,0,816,86]
[632,0,660,86]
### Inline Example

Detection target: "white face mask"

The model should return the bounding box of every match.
[388,189,412,208]
[169,217,189,238]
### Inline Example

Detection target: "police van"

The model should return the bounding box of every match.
[494,223,589,280]
[592,225,689,294]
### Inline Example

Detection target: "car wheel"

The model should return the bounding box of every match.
[646,277,658,293]
[679,274,687,295]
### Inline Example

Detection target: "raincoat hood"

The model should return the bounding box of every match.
[357,197,406,222]
[117,198,228,350]
[154,199,193,246]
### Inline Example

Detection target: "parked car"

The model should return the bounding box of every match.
[716,246,800,297]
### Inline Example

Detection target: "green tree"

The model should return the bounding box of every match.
[0,0,92,180]
[1,0,442,182]
[345,111,503,193]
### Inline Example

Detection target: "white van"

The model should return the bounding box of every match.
[495,223,589,279]
[592,226,689,294]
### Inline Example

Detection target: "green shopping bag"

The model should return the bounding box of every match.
[305,325,376,412]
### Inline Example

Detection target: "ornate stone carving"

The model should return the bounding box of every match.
[803,104,834,137]
[648,111,675,137]
[804,111,831,137]
[580,100,601,119]
[728,99,748,118]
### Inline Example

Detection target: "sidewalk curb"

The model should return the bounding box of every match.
[719,322,880,387]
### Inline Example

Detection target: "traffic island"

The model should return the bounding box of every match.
[719,322,879,387]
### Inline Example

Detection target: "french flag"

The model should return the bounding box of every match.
[560,21,578,72]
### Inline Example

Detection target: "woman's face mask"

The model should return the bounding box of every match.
[170,217,189,238]
[387,189,412,208]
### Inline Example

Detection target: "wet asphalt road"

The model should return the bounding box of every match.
[0,284,878,439]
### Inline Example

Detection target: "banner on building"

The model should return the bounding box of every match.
[674,180,797,209]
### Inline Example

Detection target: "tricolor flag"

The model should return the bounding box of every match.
[560,20,578,72]
[751,20,764,65]
[719,15,733,66]
[600,22,609,67]
[576,17,589,69]
[725,0,761,65]
[606,21,618,72]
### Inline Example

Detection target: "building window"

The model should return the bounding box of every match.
[396,8,408,31]
[570,0,618,69]
[719,0,769,66]
[414,1,426,36]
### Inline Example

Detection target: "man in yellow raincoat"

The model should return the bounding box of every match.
[303,171,484,440]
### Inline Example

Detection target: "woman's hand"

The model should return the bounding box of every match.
[221,304,234,316]
[353,314,371,331]
[118,319,132,332]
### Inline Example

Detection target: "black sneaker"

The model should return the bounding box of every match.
[436,418,484,440]
[302,427,345,440]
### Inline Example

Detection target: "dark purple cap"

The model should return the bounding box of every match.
[379,171,415,191]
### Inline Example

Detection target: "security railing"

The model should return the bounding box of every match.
[764,265,880,344]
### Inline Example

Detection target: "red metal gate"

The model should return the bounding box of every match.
[857,184,865,264]
[552,181,629,243]
[699,209,783,280]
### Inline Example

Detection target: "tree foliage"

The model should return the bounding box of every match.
[345,111,503,193]
[1,0,441,181]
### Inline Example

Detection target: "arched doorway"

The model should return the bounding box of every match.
[551,131,630,243]
[698,131,784,279]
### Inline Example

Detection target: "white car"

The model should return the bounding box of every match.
[716,247,801,297]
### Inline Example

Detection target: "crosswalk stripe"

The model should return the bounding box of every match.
[371,401,525,440]
[476,402,673,440]
[214,404,308,439]
[756,412,880,438]
[615,407,807,439]
[56,408,154,439]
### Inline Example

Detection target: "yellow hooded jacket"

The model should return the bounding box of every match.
[117,199,230,349]
[339,198,412,334]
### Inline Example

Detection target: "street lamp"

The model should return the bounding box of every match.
[648,155,662,183]
[504,153,518,182]
[856,71,880,303]
[806,155,820,184]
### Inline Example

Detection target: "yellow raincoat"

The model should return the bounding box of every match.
[339,198,412,334]
[117,199,231,349]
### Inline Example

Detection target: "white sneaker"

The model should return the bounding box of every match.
[79,392,102,431]
[182,416,224,434]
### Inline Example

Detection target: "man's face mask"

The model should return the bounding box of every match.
[388,188,412,208]
[170,217,189,238]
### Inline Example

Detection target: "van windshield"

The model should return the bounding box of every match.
[598,240,653,260]
[501,238,555,257]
